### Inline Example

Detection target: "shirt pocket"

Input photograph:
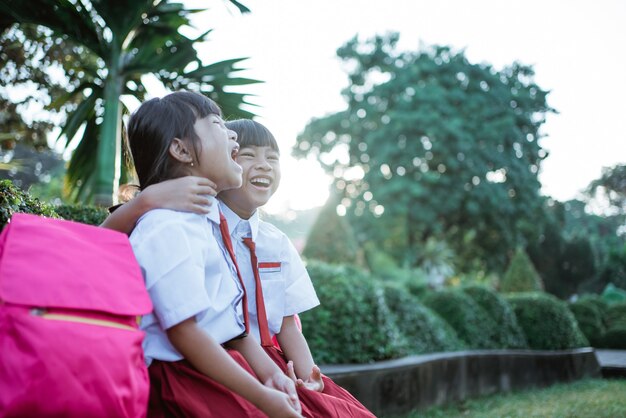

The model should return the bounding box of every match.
[259,271,286,335]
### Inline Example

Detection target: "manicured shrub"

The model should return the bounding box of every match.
[463,285,527,349]
[54,204,108,226]
[501,248,544,293]
[601,283,626,305]
[604,302,626,329]
[300,261,406,364]
[383,283,465,354]
[507,292,588,350]
[422,289,499,349]
[303,200,359,265]
[569,299,606,347]
[0,179,59,230]
[576,294,609,325]
[601,301,626,348]
[602,327,626,349]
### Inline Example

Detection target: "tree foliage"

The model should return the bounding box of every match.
[294,34,553,272]
[587,164,626,215]
[0,0,259,205]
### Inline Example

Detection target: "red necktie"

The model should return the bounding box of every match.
[242,237,274,347]
[219,212,250,335]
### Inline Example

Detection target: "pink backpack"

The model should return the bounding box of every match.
[0,213,152,417]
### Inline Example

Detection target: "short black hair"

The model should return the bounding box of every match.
[126,91,221,188]
[225,119,279,153]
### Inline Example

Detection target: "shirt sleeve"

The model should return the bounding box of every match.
[131,213,212,329]
[282,235,320,316]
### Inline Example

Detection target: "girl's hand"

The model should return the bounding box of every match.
[264,368,301,413]
[142,176,216,214]
[287,362,324,393]
[258,387,303,418]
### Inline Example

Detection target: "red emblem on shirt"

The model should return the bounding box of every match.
[258,262,281,273]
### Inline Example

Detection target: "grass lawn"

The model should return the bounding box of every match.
[390,378,626,418]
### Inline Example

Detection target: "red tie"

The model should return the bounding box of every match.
[219,212,250,335]
[242,237,274,347]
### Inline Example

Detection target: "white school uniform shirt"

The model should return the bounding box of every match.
[129,204,246,366]
[220,201,320,342]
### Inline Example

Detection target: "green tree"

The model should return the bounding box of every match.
[0,0,258,205]
[587,164,626,215]
[294,34,553,272]
[501,248,544,293]
[303,195,360,265]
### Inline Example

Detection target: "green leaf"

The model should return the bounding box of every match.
[228,0,251,14]
[56,91,99,148]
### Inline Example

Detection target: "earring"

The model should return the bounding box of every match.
[190,162,194,167]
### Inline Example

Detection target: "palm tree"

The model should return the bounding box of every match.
[0,0,259,205]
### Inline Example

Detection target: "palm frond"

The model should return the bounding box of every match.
[0,0,104,56]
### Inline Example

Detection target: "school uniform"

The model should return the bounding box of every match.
[220,201,320,341]
[130,205,267,417]
[220,201,376,418]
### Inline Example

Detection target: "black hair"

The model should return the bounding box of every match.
[225,119,279,153]
[125,91,221,189]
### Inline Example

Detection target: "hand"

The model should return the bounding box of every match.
[287,362,324,393]
[258,387,303,418]
[142,176,217,214]
[264,368,301,413]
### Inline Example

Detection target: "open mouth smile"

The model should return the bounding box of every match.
[250,176,272,188]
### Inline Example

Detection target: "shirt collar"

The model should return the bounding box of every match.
[205,195,220,225]
[218,199,259,241]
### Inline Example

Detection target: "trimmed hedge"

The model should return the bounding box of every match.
[383,283,465,354]
[0,179,59,229]
[602,302,626,349]
[54,204,108,226]
[462,285,527,349]
[422,289,499,349]
[576,294,610,325]
[0,180,108,229]
[569,298,606,347]
[602,283,626,305]
[507,292,588,350]
[501,248,544,293]
[300,261,406,364]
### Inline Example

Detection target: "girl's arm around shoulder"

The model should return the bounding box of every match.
[167,318,302,418]
[101,176,217,235]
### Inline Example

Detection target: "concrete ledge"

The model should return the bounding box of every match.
[321,348,600,417]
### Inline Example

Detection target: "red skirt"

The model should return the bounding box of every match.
[147,350,266,418]
[263,347,376,418]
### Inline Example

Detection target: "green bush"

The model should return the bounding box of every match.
[303,200,359,265]
[576,294,609,325]
[54,204,108,226]
[601,283,626,305]
[501,248,544,293]
[300,261,406,364]
[507,292,588,350]
[383,283,465,354]
[0,179,59,230]
[604,302,626,329]
[422,289,499,349]
[462,285,527,349]
[569,298,606,347]
[601,327,626,349]
[601,294,626,349]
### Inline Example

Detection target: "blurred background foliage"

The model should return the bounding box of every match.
[293,33,625,301]
[1,6,625,364]
[0,0,258,205]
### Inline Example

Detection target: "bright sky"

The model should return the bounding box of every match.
[186,0,626,215]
